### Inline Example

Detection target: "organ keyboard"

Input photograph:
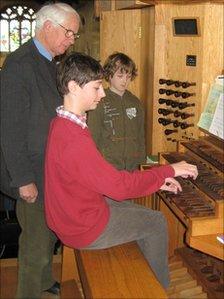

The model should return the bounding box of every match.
[157,135,224,260]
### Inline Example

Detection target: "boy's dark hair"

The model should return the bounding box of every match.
[103,52,137,82]
[57,52,104,96]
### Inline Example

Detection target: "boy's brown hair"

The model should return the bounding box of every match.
[57,52,104,96]
[103,52,137,82]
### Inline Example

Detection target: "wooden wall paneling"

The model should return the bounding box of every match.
[95,0,154,12]
[151,2,224,154]
[94,0,112,18]
[142,6,155,154]
[100,8,152,99]
[152,6,170,155]
[72,1,100,60]
[94,0,224,16]
[115,0,151,10]
[100,9,141,97]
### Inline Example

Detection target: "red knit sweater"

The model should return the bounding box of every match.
[45,117,175,248]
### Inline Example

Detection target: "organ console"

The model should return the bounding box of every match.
[148,133,224,298]
[140,134,223,298]
[157,134,224,261]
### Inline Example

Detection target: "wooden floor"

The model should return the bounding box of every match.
[0,256,61,299]
[1,254,208,299]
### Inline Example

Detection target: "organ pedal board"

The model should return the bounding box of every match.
[167,247,223,299]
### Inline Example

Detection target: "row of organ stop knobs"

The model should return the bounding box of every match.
[158,78,196,136]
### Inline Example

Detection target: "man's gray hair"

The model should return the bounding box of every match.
[35,2,80,32]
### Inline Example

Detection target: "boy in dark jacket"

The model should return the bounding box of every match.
[88,52,146,171]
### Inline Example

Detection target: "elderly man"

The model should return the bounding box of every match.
[1,3,80,298]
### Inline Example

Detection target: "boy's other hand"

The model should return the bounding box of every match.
[160,177,182,194]
[19,183,38,203]
[171,161,198,180]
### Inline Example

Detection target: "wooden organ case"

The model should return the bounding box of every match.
[149,2,224,297]
[148,2,224,297]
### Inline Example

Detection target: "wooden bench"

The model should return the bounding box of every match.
[61,279,83,299]
[61,241,168,299]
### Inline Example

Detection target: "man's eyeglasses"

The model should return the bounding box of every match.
[58,23,80,40]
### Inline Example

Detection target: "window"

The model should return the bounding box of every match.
[0,5,36,53]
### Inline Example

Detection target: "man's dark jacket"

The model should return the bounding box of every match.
[1,39,61,200]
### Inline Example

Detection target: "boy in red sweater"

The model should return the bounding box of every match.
[45,52,198,288]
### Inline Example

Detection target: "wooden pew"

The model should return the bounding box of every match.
[61,241,168,299]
